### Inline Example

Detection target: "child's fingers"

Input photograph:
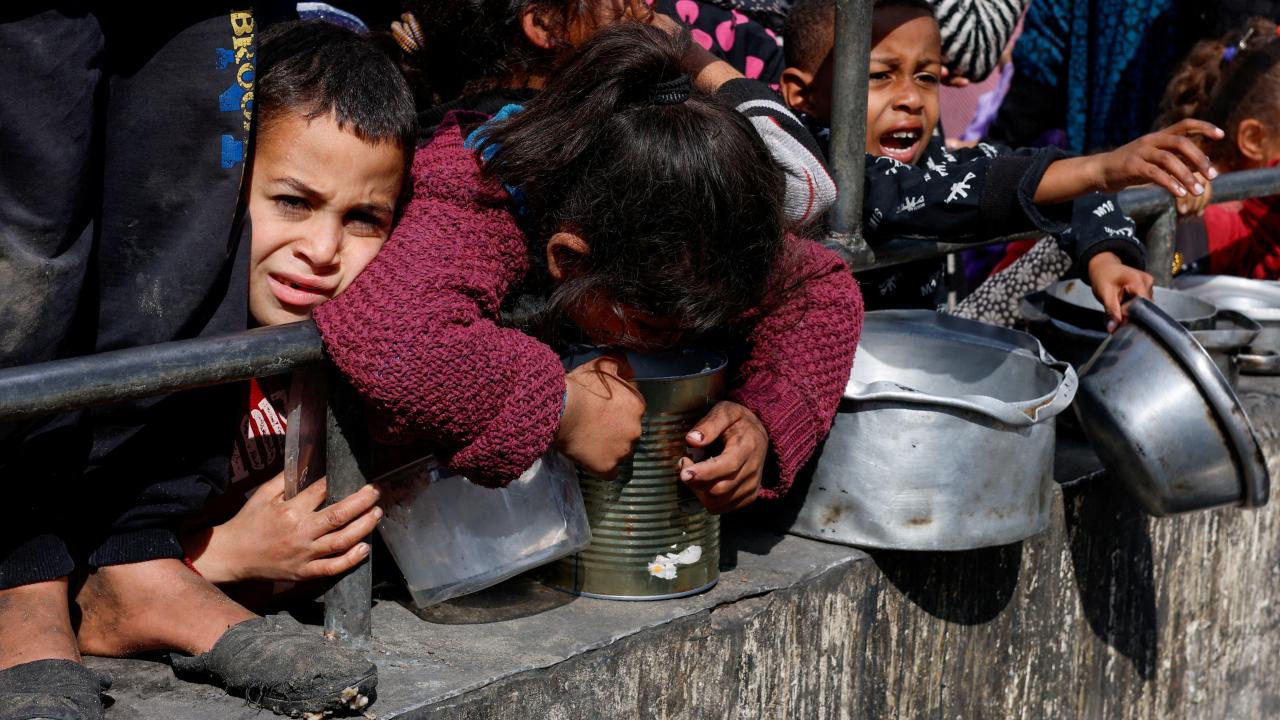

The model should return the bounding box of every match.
[311,484,381,537]
[1169,118,1225,141]
[302,542,371,579]
[686,401,736,447]
[298,475,330,509]
[1149,148,1204,196]
[315,505,383,556]
[1143,161,1188,198]
[680,450,739,483]
[1157,133,1216,177]
[246,472,289,505]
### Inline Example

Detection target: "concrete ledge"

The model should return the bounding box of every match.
[94,376,1280,719]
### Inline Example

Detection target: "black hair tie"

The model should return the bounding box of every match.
[649,75,691,105]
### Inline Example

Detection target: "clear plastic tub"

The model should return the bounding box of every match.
[376,450,591,607]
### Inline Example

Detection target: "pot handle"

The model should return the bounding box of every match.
[848,361,1078,427]
[1239,349,1280,376]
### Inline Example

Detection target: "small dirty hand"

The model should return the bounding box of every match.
[1176,172,1214,216]
[1091,119,1223,197]
[1088,251,1154,331]
[557,355,645,479]
[679,401,767,514]
[190,473,382,583]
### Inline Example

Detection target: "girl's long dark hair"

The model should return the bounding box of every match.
[478,24,788,347]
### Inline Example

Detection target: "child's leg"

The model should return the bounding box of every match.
[73,559,255,657]
[0,579,79,669]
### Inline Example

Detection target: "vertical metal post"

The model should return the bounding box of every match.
[1145,206,1177,288]
[826,0,876,267]
[323,366,373,643]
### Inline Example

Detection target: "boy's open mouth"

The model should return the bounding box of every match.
[878,127,923,164]
[268,273,334,308]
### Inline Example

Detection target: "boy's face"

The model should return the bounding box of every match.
[248,112,404,326]
[864,6,941,165]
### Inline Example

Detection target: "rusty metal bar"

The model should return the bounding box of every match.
[1145,206,1178,288]
[323,368,375,643]
[825,0,876,265]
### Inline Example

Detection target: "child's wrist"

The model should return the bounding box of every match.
[187,524,243,585]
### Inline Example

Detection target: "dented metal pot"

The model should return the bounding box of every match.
[780,311,1077,551]
[1074,299,1270,516]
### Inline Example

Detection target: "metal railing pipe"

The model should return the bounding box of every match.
[825,0,875,264]
[0,321,322,422]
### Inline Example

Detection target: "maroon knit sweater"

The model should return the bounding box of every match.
[314,118,863,500]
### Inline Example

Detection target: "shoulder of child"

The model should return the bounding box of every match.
[410,113,507,206]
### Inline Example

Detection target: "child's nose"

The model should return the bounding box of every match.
[893,80,923,111]
[295,221,342,267]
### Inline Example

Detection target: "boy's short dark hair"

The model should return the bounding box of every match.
[784,0,835,74]
[784,0,935,74]
[257,20,417,171]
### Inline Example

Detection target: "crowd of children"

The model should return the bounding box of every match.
[2,1,1278,718]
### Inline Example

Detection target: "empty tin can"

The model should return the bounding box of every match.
[544,348,726,600]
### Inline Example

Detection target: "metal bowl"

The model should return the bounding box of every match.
[1176,275,1280,375]
[780,311,1076,550]
[1074,298,1270,515]
[1044,279,1217,333]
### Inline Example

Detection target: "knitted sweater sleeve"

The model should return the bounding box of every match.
[729,236,863,500]
[716,78,838,226]
[313,120,565,487]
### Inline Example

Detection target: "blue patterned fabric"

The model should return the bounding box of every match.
[1012,0,1183,153]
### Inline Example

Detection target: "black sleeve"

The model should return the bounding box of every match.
[1052,193,1147,281]
[863,143,1072,244]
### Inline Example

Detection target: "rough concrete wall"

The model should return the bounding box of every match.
[415,381,1280,720]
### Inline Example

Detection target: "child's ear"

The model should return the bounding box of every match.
[521,5,562,50]
[780,67,816,116]
[546,232,590,282]
[1236,118,1270,164]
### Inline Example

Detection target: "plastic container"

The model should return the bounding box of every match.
[376,450,592,608]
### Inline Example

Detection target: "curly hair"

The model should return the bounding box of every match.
[1156,16,1280,165]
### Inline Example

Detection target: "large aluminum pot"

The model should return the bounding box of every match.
[1175,275,1280,375]
[544,349,725,600]
[1074,298,1270,515]
[781,311,1077,551]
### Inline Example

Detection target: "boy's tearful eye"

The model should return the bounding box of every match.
[274,195,310,217]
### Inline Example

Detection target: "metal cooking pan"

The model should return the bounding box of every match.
[1074,299,1270,516]
[1176,275,1280,375]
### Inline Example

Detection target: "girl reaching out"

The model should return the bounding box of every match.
[315,24,864,513]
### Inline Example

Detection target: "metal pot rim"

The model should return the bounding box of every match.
[846,310,1077,426]
[1119,299,1270,508]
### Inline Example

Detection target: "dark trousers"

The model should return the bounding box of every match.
[0,3,254,588]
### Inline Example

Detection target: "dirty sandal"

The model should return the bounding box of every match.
[169,615,376,717]
[0,659,111,720]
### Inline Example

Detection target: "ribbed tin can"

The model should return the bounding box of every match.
[544,349,726,600]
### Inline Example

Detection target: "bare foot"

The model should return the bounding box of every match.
[74,558,256,657]
[0,578,81,669]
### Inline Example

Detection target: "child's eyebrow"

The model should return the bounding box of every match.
[273,176,323,198]
[352,202,394,221]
